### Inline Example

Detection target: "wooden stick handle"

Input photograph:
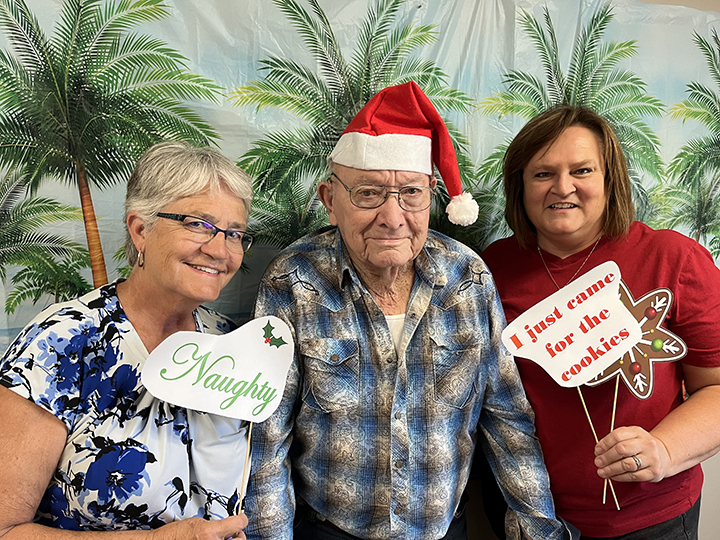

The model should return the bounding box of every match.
[604,376,621,505]
[235,421,254,515]
[577,386,621,511]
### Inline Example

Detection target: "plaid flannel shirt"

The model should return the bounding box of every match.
[244,227,568,540]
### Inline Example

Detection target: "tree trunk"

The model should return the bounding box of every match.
[77,167,108,287]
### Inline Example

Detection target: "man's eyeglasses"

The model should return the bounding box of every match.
[157,213,254,253]
[329,173,435,212]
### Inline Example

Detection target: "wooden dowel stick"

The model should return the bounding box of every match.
[235,421,254,515]
[577,386,621,511]
[603,375,621,505]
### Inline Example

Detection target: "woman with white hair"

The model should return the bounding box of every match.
[0,141,253,538]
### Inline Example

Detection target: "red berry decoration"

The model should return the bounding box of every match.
[644,306,657,319]
[630,362,642,374]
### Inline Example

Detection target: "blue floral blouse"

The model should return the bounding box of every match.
[0,281,249,529]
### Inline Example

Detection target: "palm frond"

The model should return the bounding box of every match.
[249,175,328,248]
[371,24,437,90]
[694,30,720,90]
[238,127,334,195]
[668,85,720,132]
[235,0,473,206]
[519,7,565,104]
[667,135,720,185]
[273,0,351,98]
[350,0,405,99]
[478,90,545,119]
[567,2,614,103]
[230,70,338,127]
[0,0,52,74]
[381,58,447,96]
[5,247,91,313]
[652,175,720,245]
[477,142,512,192]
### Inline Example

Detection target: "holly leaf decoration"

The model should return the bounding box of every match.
[262,320,288,348]
[263,320,274,340]
[269,336,287,348]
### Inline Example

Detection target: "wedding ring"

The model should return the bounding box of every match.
[631,454,642,471]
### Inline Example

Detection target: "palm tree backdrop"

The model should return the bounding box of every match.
[660,29,720,254]
[230,0,476,249]
[0,0,222,286]
[5,248,91,313]
[478,2,665,240]
[0,166,88,313]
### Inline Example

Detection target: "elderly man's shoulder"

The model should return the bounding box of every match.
[258,227,341,292]
[426,230,485,266]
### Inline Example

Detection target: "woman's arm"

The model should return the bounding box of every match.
[0,386,68,536]
[593,364,720,482]
[0,387,247,539]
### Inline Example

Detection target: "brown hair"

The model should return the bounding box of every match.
[503,105,635,248]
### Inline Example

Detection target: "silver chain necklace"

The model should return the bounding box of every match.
[536,236,602,290]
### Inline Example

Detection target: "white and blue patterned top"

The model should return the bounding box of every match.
[0,281,248,530]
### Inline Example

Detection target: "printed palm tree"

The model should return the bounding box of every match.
[5,248,91,313]
[0,0,222,287]
[250,176,329,249]
[663,29,720,253]
[650,175,720,251]
[230,0,476,246]
[478,2,664,235]
[0,167,85,283]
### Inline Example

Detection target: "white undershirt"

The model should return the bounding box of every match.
[385,313,406,355]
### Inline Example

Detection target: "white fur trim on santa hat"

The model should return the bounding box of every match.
[330,132,432,174]
[446,192,479,226]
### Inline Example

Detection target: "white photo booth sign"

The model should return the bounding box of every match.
[142,316,293,422]
[502,261,642,387]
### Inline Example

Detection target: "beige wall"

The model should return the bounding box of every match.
[639,0,719,11]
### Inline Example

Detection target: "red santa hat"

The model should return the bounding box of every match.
[329,81,478,226]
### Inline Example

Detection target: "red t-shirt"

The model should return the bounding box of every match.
[482,222,720,536]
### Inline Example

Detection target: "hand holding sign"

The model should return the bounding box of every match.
[501,261,645,511]
[502,261,641,387]
[141,316,294,513]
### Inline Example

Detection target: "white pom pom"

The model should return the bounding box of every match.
[446,192,479,226]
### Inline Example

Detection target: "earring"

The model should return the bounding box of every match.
[138,250,145,268]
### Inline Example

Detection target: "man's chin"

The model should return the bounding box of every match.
[366,251,415,270]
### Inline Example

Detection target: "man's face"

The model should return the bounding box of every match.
[318,163,436,275]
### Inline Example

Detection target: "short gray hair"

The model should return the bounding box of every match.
[124,141,253,266]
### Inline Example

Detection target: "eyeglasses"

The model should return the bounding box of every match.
[156,213,254,253]
[329,173,435,212]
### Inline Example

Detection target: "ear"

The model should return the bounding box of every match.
[429,175,437,190]
[317,180,338,226]
[126,211,147,254]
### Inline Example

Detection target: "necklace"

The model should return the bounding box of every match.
[537,236,602,290]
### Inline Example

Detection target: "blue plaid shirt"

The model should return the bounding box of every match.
[245,227,568,540]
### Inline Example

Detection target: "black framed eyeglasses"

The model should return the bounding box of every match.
[329,173,435,212]
[157,213,253,253]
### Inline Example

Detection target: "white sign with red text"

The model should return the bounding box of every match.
[501,261,641,387]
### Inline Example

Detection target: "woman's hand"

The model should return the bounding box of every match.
[593,425,671,483]
[151,515,248,540]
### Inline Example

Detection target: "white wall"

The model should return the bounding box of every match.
[701,454,720,539]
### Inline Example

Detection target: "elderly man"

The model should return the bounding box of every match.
[244,81,571,540]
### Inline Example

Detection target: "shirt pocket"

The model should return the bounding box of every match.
[300,338,359,413]
[430,332,483,409]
